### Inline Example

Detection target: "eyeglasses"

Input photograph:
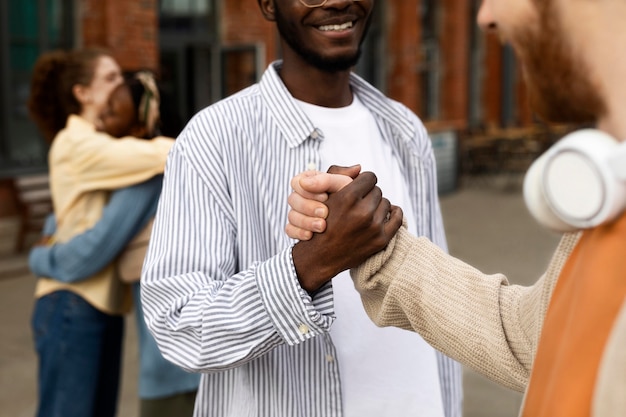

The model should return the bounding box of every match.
[298,0,362,8]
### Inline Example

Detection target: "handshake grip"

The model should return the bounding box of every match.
[290,172,403,293]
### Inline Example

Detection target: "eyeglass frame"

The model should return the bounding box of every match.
[297,0,363,8]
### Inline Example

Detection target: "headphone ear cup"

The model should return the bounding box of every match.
[524,150,578,233]
[524,129,626,232]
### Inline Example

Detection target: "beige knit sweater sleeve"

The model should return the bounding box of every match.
[351,224,579,392]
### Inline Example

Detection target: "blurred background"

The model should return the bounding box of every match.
[0,0,578,183]
[0,1,575,416]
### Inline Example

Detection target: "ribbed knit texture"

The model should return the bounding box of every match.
[351,223,579,393]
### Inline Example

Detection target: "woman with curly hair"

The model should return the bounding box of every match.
[27,49,174,417]
[30,71,199,417]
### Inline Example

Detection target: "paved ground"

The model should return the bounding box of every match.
[0,175,562,417]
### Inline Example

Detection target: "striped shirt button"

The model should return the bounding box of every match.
[298,323,310,334]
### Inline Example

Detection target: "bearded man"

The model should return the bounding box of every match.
[285,0,626,415]
[141,0,463,416]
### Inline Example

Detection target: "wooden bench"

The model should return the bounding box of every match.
[12,174,53,253]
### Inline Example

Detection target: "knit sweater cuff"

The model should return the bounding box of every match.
[350,221,416,329]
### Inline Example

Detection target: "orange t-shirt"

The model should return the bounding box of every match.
[523,214,626,416]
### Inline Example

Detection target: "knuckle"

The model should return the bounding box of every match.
[300,229,313,241]
[362,171,377,183]
[285,224,296,239]
[290,176,300,190]
[287,192,297,207]
[354,206,374,226]
[373,233,389,249]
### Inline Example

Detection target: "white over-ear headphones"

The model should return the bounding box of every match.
[523,129,626,232]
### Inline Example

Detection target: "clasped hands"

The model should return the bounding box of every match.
[288,165,403,293]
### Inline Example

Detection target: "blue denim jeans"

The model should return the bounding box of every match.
[32,290,124,417]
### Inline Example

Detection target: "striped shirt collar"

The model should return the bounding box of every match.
[259,61,415,149]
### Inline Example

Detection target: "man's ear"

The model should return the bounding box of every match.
[258,0,276,21]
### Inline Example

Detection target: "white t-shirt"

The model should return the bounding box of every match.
[296,96,445,417]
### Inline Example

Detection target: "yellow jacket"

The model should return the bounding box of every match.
[35,115,174,315]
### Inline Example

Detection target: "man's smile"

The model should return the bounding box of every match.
[318,21,354,32]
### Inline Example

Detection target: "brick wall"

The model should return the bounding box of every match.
[74,0,531,131]
[383,1,472,129]
[440,0,470,126]
[386,0,421,115]
[481,34,533,127]
[80,0,159,72]
[222,0,278,67]
[482,34,503,127]
[516,63,533,125]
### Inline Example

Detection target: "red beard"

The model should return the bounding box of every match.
[512,3,606,124]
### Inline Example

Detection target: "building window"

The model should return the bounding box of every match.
[159,0,218,122]
[418,0,441,120]
[500,45,518,127]
[0,0,74,175]
[221,44,264,98]
[468,0,484,128]
[159,0,215,34]
[161,0,212,15]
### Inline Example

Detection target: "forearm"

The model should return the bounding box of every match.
[74,134,173,192]
[142,243,333,372]
[29,241,113,283]
[29,177,162,282]
[351,226,540,391]
[141,149,333,372]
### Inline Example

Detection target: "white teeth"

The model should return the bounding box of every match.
[318,21,353,31]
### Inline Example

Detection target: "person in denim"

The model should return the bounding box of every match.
[30,177,160,416]
[30,73,199,417]
[27,50,174,417]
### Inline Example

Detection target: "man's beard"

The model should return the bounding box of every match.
[513,2,606,124]
[274,4,368,73]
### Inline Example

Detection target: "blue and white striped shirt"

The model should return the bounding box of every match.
[141,61,462,417]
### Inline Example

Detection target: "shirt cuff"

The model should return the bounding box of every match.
[255,246,335,346]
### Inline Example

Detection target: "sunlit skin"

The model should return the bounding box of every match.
[478,0,626,137]
[72,55,124,127]
[285,0,626,239]
[259,0,374,107]
[479,0,605,124]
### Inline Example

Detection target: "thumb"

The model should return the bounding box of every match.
[327,164,361,179]
[300,172,354,194]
